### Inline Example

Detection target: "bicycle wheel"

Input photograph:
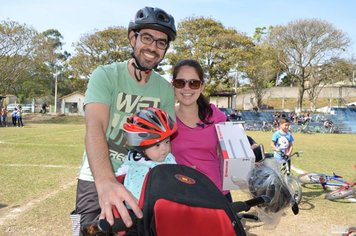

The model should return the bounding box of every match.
[298,173,327,185]
[325,187,356,200]
[286,176,302,204]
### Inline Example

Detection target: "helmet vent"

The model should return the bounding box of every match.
[137,10,145,19]
[157,12,169,22]
[138,133,149,138]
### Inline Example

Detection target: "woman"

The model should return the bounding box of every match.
[170,59,231,201]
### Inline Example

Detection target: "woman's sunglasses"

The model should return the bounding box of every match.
[172,79,202,90]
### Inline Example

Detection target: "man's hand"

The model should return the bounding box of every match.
[97,179,143,228]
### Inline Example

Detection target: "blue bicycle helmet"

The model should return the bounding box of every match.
[128,7,176,41]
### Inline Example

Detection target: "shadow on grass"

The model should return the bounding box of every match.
[0,203,8,209]
[297,184,326,211]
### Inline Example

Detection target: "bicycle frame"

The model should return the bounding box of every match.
[299,172,348,190]
[321,174,348,189]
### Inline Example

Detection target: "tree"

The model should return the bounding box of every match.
[267,18,350,111]
[167,17,254,95]
[244,44,280,109]
[69,27,131,79]
[31,29,70,103]
[306,58,353,110]
[0,20,37,94]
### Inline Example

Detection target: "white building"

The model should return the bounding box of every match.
[59,91,85,115]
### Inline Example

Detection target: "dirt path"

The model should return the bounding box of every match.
[0,180,76,227]
[232,188,356,236]
[241,199,356,236]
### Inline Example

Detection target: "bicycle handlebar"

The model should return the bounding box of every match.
[231,195,271,213]
[80,210,137,236]
[265,151,302,160]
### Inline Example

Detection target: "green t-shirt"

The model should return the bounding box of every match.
[78,61,175,181]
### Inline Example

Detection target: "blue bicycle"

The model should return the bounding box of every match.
[298,170,356,201]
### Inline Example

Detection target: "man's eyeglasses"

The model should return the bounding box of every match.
[172,79,203,90]
[135,32,169,50]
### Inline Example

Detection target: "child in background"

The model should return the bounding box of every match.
[270,118,294,173]
[11,107,18,126]
[115,107,177,200]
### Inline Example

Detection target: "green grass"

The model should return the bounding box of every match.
[246,131,356,180]
[0,117,84,235]
[0,117,355,235]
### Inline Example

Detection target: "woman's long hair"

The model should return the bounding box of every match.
[172,59,212,124]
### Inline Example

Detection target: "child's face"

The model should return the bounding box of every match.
[280,122,290,133]
[144,138,171,162]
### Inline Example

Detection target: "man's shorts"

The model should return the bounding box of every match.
[71,179,100,235]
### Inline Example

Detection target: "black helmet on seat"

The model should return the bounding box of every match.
[128,7,176,41]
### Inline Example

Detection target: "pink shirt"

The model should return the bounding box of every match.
[171,104,227,193]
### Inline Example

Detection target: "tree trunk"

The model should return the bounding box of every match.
[297,85,305,111]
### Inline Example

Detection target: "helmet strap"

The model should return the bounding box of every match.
[131,59,151,82]
[128,32,152,82]
[129,150,151,161]
[129,32,167,82]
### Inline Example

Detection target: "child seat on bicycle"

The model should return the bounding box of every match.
[115,108,178,200]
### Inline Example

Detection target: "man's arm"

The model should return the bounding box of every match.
[85,103,142,227]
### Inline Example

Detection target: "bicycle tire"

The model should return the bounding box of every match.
[325,187,356,200]
[298,173,327,185]
[286,176,302,204]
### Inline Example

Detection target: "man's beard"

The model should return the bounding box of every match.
[133,48,162,70]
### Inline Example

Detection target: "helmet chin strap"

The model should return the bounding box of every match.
[131,54,152,82]
[130,150,151,161]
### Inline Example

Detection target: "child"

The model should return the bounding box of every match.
[115,107,178,200]
[11,107,18,127]
[270,118,294,172]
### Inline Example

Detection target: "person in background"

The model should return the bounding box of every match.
[16,105,24,127]
[170,59,232,201]
[3,107,8,127]
[11,107,18,127]
[236,110,242,121]
[71,6,177,232]
[270,118,294,174]
[41,103,48,115]
[0,107,3,126]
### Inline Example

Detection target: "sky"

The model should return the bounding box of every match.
[1,0,356,58]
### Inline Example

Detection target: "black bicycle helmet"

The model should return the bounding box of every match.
[128,7,176,41]
[248,164,293,213]
[123,107,177,151]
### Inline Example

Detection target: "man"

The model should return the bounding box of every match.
[72,6,176,232]
[41,103,48,115]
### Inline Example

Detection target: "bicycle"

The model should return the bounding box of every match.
[298,170,356,201]
[260,121,273,132]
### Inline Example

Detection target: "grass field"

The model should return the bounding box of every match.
[0,116,355,235]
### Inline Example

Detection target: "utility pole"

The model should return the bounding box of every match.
[54,67,58,114]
